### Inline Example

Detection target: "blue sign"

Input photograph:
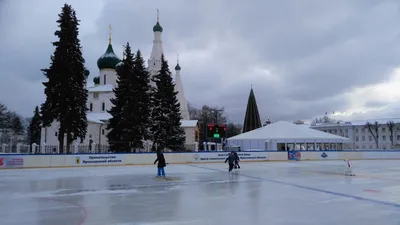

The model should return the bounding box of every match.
[321,152,328,158]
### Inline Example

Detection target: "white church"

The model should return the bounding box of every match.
[40,15,199,152]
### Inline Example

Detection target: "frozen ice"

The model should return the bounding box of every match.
[1,160,400,225]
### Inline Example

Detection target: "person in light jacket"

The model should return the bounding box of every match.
[154,152,166,177]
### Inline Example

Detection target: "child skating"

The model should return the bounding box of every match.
[154,152,166,177]
[225,152,236,172]
[233,151,240,169]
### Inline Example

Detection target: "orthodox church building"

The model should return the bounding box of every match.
[40,14,198,151]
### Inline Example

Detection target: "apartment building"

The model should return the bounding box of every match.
[310,118,400,150]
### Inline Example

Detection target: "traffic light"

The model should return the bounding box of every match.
[207,124,227,138]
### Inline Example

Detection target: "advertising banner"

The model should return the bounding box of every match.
[74,154,124,166]
[319,151,339,160]
[288,151,301,161]
[191,152,268,163]
[0,155,24,168]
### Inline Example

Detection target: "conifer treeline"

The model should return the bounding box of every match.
[41,4,185,153]
[107,45,185,153]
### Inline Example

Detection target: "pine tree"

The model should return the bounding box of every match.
[126,49,152,150]
[107,43,135,152]
[41,4,88,154]
[28,106,42,146]
[151,55,186,153]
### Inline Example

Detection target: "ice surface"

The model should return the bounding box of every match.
[1,160,400,225]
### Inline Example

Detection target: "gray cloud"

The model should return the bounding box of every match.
[1,0,400,124]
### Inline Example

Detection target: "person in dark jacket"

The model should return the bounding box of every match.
[154,152,166,177]
[233,151,240,169]
[225,152,236,172]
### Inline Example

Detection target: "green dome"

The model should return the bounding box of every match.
[153,22,163,32]
[97,43,121,70]
[175,63,181,71]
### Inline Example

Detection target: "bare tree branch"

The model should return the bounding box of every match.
[365,121,379,149]
[387,121,395,148]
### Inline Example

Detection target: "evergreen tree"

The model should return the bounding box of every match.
[151,55,186,153]
[28,106,42,146]
[242,88,261,133]
[41,4,88,153]
[127,49,152,150]
[107,43,135,152]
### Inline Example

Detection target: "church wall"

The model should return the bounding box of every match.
[40,121,109,146]
[41,121,197,150]
[81,122,109,145]
[100,69,117,86]
[183,127,196,145]
[87,91,115,113]
[40,121,61,145]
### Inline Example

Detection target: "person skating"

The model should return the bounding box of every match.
[225,152,236,172]
[154,152,166,177]
[233,151,240,169]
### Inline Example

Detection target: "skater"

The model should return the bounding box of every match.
[225,152,236,172]
[233,151,240,169]
[154,152,166,177]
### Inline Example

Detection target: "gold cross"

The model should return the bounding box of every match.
[108,24,112,44]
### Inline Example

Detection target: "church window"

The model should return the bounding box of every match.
[89,103,93,111]
[102,102,105,111]
[104,74,106,85]
[102,129,105,135]
[55,132,58,136]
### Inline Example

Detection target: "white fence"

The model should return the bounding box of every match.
[0,143,112,154]
[0,142,196,154]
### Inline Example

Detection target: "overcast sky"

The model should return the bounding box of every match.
[1,0,400,124]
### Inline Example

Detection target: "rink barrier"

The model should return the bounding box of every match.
[0,150,400,169]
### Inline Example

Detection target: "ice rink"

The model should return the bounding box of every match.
[1,160,400,225]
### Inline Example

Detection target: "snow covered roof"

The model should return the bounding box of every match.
[311,118,400,127]
[88,84,114,93]
[180,120,198,127]
[87,112,112,124]
[87,114,198,127]
[228,121,349,141]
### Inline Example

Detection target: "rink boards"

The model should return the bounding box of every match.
[1,150,400,169]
